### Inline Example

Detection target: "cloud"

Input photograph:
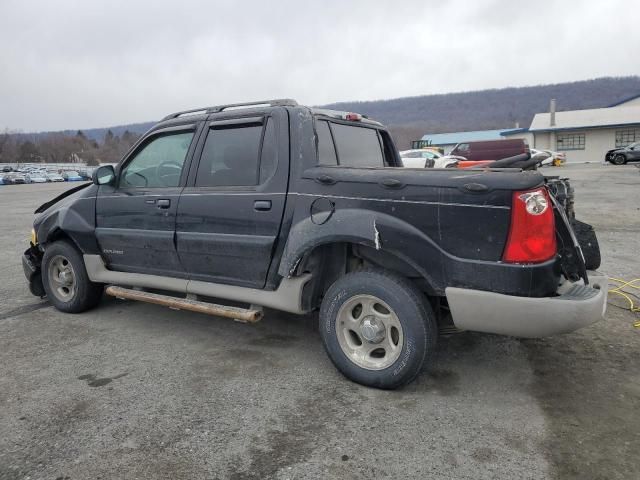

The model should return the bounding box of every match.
[1,0,638,131]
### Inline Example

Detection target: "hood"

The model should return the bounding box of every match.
[34,182,93,214]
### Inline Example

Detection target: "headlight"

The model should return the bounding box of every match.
[30,228,37,245]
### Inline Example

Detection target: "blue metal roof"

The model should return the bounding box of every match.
[608,93,640,108]
[501,127,529,136]
[421,129,511,145]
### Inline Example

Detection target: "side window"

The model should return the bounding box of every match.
[259,118,277,183]
[121,131,193,188]
[330,123,384,167]
[195,123,263,187]
[317,120,338,165]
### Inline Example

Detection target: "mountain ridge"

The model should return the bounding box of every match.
[18,76,640,143]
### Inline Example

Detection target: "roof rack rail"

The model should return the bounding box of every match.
[162,99,299,121]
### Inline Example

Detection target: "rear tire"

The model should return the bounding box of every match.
[319,269,437,389]
[612,154,627,165]
[42,240,103,313]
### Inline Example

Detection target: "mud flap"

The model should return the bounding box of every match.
[571,219,601,271]
[22,249,45,297]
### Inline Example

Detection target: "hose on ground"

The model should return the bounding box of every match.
[608,277,640,328]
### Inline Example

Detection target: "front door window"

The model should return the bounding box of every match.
[120,131,194,188]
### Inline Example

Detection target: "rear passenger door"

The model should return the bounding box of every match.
[176,110,288,288]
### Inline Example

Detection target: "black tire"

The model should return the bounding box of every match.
[571,219,601,271]
[612,154,627,165]
[42,240,103,313]
[319,269,437,389]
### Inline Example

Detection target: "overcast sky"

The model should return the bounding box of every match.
[1,0,638,132]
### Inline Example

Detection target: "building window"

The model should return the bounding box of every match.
[615,129,639,148]
[556,133,585,151]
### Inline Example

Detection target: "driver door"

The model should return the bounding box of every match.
[95,124,200,277]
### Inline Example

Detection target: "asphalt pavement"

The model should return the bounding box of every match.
[0,163,639,480]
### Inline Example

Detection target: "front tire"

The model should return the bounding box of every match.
[612,154,627,165]
[319,269,437,389]
[42,240,103,313]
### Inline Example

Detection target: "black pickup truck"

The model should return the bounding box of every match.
[22,99,607,389]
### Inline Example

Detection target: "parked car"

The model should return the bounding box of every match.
[62,171,84,181]
[399,149,460,168]
[605,142,640,165]
[530,148,566,166]
[2,166,13,173]
[450,139,528,162]
[29,173,48,183]
[22,99,606,389]
[11,173,27,184]
[46,173,65,182]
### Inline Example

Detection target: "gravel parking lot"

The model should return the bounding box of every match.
[1,163,639,480]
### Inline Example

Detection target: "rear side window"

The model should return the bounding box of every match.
[196,123,263,187]
[317,120,338,166]
[330,123,384,167]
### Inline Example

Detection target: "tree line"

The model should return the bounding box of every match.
[0,129,141,166]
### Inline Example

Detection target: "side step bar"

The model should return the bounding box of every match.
[105,286,263,323]
[85,255,312,314]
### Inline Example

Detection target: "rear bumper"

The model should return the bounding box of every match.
[446,271,607,338]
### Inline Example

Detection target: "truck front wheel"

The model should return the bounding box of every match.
[42,240,103,313]
[319,269,437,389]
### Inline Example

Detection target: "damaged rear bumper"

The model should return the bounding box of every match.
[445,271,607,338]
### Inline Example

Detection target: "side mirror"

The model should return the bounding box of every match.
[92,165,115,186]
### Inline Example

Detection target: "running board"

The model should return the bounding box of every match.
[105,286,263,323]
[84,255,312,314]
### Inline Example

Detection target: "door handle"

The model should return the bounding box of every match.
[254,200,272,211]
[156,199,171,209]
[315,174,336,185]
[379,178,405,189]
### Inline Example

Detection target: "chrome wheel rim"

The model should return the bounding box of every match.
[335,294,404,370]
[48,254,76,302]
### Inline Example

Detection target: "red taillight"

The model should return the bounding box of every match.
[503,188,557,263]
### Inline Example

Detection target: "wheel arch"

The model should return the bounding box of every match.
[278,209,442,299]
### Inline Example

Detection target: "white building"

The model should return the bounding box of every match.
[418,94,640,163]
[508,95,640,163]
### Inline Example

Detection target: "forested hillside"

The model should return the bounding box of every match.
[2,77,639,162]
[323,77,640,132]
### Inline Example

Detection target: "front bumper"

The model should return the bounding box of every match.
[22,247,45,297]
[446,271,607,338]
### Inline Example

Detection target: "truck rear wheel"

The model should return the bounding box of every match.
[42,240,103,313]
[319,269,436,389]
